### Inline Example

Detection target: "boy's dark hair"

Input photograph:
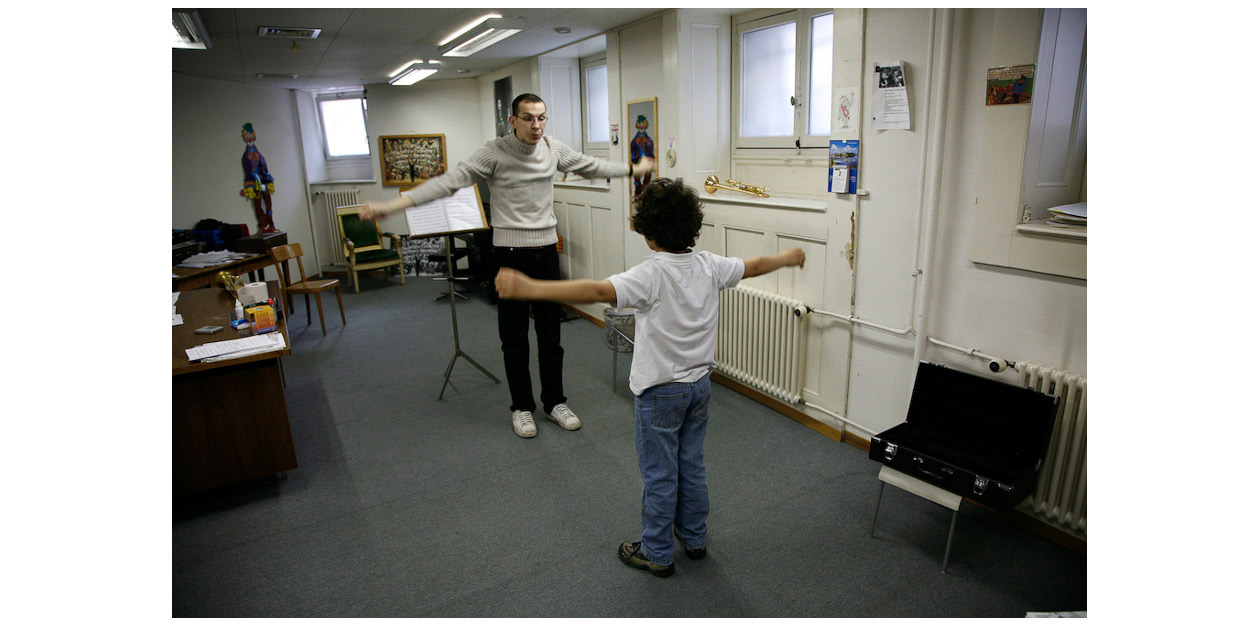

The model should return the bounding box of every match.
[631,178,704,252]
[511,93,545,116]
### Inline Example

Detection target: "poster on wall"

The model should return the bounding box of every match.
[494,77,513,136]
[380,134,447,187]
[872,61,910,130]
[986,64,1035,105]
[627,97,658,203]
[828,140,859,194]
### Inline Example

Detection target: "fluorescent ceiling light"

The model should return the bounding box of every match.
[440,13,501,46]
[389,62,441,86]
[443,28,521,57]
[172,9,211,49]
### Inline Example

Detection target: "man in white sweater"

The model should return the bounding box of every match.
[362,93,654,438]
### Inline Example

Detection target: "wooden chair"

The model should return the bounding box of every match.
[336,206,405,293]
[269,243,346,335]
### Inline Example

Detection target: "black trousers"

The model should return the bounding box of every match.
[494,246,566,414]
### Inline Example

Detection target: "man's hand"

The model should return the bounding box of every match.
[495,268,529,300]
[631,157,655,178]
[359,203,388,221]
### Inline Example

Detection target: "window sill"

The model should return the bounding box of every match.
[1015,220,1087,241]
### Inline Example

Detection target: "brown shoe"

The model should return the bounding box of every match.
[673,526,707,560]
[618,541,675,578]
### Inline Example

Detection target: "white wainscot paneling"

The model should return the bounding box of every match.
[589,203,616,281]
[562,201,593,281]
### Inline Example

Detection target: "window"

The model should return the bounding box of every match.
[316,92,369,159]
[733,9,833,149]
[1020,8,1086,219]
[581,56,610,152]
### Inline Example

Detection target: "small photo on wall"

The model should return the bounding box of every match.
[380,134,447,186]
[986,64,1035,105]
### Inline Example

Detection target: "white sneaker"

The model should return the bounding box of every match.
[512,410,537,438]
[547,403,581,430]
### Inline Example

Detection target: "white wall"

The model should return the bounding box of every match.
[172,73,313,255]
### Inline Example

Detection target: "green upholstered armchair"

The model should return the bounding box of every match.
[336,206,406,293]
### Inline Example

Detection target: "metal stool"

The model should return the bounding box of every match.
[870,465,963,573]
[603,308,635,391]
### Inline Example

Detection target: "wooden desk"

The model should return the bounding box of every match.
[172,281,297,496]
[172,253,274,292]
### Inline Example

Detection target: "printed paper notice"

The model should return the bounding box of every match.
[873,62,910,131]
[404,186,489,237]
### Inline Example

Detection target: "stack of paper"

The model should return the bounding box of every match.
[186,332,286,363]
[177,250,252,268]
[1047,202,1087,229]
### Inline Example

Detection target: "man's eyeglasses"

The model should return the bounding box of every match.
[516,115,547,125]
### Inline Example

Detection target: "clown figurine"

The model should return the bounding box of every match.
[240,123,277,233]
[629,114,655,198]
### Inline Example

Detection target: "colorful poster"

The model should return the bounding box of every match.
[986,64,1035,105]
[828,140,859,194]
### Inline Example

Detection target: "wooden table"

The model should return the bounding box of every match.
[172,253,275,292]
[172,281,297,496]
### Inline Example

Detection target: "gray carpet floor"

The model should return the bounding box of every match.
[172,275,1087,617]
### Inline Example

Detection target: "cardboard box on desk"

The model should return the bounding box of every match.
[246,304,277,334]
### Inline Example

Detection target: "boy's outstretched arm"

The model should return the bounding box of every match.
[495,268,618,305]
[742,247,806,279]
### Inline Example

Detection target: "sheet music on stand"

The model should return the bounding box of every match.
[404,185,489,237]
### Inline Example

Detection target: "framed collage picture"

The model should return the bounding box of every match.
[380,134,447,187]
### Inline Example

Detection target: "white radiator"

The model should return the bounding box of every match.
[321,188,361,265]
[1015,361,1087,537]
[715,284,807,404]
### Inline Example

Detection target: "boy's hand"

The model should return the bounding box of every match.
[783,247,806,268]
[495,268,529,300]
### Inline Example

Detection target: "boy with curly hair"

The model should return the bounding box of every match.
[495,178,805,577]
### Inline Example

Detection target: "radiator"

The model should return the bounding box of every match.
[321,188,361,265]
[1015,361,1087,537]
[715,284,807,404]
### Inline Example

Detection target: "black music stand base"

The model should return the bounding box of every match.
[436,244,500,401]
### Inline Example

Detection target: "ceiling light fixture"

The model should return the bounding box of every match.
[440,13,501,46]
[388,61,441,86]
[172,9,211,49]
[443,27,521,57]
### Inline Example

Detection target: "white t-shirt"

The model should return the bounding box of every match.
[607,251,745,396]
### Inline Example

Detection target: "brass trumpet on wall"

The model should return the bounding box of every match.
[704,175,770,198]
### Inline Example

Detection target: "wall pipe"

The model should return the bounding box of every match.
[910,8,955,367]
[804,305,912,336]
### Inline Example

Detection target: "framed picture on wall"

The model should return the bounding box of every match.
[494,77,513,137]
[626,97,658,203]
[380,134,447,187]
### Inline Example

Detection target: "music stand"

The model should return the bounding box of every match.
[436,239,500,400]
[401,186,501,400]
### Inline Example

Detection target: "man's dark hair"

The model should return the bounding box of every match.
[631,178,704,252]
[511,93,545,116]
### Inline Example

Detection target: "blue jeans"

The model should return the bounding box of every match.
[634,374,711,566]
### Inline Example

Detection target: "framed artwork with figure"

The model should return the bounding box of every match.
[626,97,658,203]
[380,134,447,187]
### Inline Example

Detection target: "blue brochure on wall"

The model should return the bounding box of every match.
[828,140,859,194]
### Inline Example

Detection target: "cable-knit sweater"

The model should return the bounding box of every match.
[402,133,630,247]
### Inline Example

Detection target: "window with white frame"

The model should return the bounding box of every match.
[580,55,610,154]
[1020,8,1086,219]
[316,92,370,159]
[733,9,833,149]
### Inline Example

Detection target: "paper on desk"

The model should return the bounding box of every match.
[186,332,286,362]
[177,250,252,268]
